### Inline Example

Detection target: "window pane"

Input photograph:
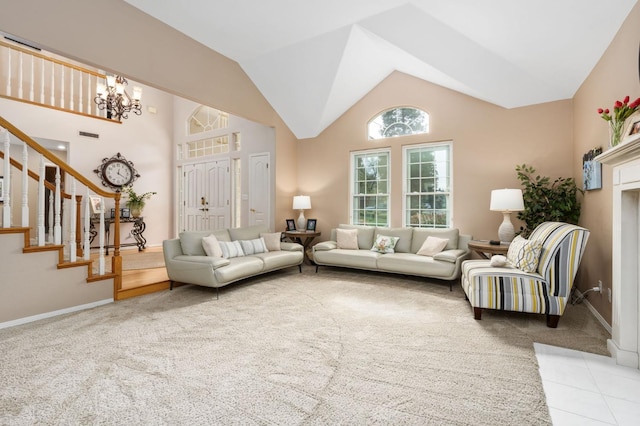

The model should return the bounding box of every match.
[368,107,430,140]
[352,151,389,226]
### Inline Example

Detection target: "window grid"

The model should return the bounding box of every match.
[368,107,429,140]
[351,150,390,226]
[188,106,229,135]
[404,144,451,228]
[187,135,229,158]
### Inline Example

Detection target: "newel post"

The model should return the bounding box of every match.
[112,192,123,298]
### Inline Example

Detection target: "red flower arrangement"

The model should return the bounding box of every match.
[598,96,640,146]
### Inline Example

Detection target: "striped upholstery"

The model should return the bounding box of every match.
[462,222,589,318]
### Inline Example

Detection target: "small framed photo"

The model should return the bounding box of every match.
[286,219,296,231]
[121,208,131,218]
[0,176,3,202]
[306,219,317,231]
[89,196,103,214]
[623,113,640,144]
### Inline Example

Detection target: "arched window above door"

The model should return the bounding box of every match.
[368,107,429,140]
[188,105,229,135]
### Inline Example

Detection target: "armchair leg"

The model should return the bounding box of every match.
[473,307,482,320]
[169,280,174,291]
[315,265,319,273]
[298,265,302,273]
[547,315,560,328]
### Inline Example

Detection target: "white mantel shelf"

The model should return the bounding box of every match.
[595,136,640,165]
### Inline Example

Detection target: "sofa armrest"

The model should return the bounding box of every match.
[173,255,231,270]
[433,249,470,264]
[280,242,303,252]
[313,241,337,251]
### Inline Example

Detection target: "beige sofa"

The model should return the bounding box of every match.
[313,224,471,289]
[163,224,303,294]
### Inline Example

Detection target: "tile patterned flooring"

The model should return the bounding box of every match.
[535,343,640,425]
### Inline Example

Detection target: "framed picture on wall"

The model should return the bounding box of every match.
[583,147,603,191]
[306,219,317,231]
[286,219,296,231]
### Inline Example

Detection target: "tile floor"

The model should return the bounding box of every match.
[535,343,640,425]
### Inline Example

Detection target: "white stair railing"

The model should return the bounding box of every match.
[2,128,10,228]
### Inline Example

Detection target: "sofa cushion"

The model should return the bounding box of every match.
[260,232,281,251]
[336,228,359,249]
[219,240,245,259]
[490,255,508,267]
[411,228,459,253]
[377,253,455,278]
[214,257,264,284]
[229,224,269,241]
[337,224,375,249]
[255,251,303,271]
[416,236,449,256]
[370,234,399,254]
[314,249,379,269]
[240,238,268,255]
[507,235,542,273]
[374,227,413,253]
[202,234,223,258]
[179,230,230,256]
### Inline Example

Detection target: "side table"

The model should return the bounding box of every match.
[468,240,510,259]
[283,231,321,264]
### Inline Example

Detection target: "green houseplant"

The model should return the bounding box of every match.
[122,185,156,217]
[515,164,583,237]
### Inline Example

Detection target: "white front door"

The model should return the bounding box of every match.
[183,159,230,231]
[248,153,270,226]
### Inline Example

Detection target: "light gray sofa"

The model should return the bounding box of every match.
[163,224,303,294]
[312,224,471,289]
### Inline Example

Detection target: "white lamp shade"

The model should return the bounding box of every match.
[293,195,311,210]
[490,189,524,212]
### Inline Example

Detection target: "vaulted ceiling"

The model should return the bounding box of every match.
[125,0,638,139]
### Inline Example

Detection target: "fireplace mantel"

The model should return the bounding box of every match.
[596,136,640,166]
[596,135,640,369]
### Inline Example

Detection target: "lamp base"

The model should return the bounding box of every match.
[498,212,516,243]
[297,211,306,230]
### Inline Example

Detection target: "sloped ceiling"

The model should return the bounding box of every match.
[125,0,638,139]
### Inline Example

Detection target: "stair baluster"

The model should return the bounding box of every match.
[37,156,45,245]
[2,129,10,228]
[21,142,29,226]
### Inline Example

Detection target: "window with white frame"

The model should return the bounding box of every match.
[368,107,429,140]
[351,150,390,226]
[403,142,451,228]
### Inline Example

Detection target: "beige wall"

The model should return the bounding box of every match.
[298,71,574,244]
[572,2,640,326]
[0,0,299,230]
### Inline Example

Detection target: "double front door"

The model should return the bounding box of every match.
[184,159,230,231]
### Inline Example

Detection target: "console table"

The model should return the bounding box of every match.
[89,216,146,254]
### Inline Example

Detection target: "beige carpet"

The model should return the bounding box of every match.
[0,268,609,425]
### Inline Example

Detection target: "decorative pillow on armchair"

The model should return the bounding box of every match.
[370,235,399,254]
[507,235,542,273]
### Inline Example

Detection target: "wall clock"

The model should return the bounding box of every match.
[94,152,140,191]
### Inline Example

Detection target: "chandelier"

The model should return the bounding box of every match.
[94,75,142,121]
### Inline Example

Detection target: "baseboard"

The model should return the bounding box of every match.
[574,289,612,335]
[0,299,114,330]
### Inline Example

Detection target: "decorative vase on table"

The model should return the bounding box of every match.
[122,185,156,219]
[129,203,143,218]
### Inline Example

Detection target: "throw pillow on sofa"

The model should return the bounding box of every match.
[370,234,399,253]
[202,234,223,258]
[490,255,508,267]
[260,232,281,251]
[240,238,268,255]
[219,240,245,259]
[336,228,358,249]
[417,236,449,256]
[507,235,542,273]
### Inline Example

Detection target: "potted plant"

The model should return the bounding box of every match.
[515,164,583,237]
[122,185,156,218]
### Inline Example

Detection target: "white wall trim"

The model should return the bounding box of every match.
[0,299,114,330]
[574,289,612,335]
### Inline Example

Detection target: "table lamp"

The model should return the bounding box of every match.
[293,195,311,230]
[490,189,525,243]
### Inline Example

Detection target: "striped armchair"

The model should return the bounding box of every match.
[461,222,589,328]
